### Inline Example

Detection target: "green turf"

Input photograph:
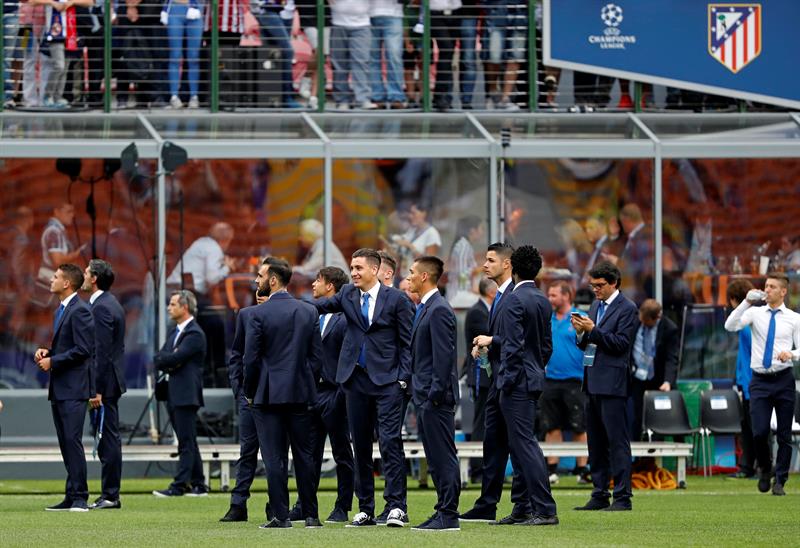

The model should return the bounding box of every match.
[1,476,799,547]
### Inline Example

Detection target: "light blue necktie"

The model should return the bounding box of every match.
[358,293,370,368]
[489,291,502,319]
[319,315,326,335]
[597,301,607,325]
[413,303,424,327]
[172,328,181,348]
[53,304,65,332]
[762,309,780,368]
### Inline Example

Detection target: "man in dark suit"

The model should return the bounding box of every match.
[406,256,461,531]
[491,246,558,526]
[314,248,414,528]
[618,204,653,306]
[571,260,639,511]
[81,260,126,510]
[219,284,269,523]
[460,242,531,525]
[287,266,355,523]
[243,257,324,529]
[630,299,679,442]
[463,278,496,482]
[152,290,208,498]
[35,264,95,512]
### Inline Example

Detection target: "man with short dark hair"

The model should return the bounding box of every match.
[152,290,208,498]
[243,257,323,528]
[725,273,800,496]
[378,250,398,287]
[35,263,95,512]
[81,259,126,510]
[407,256,461,531]
[571,260,638,512]
[460,242,531,525]
[314,248,414,528]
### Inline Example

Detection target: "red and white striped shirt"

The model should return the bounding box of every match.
[204,0,251,33]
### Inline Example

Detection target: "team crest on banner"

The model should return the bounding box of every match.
[708,4,762,73]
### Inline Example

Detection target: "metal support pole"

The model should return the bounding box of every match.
[323,144,332,264]
[316,0,325,112]
[528,2,538,111]
[0,0,5,112]
[422,1,431,112]
[157,155,167,348]
[210,0,220,112]
[103,0,112,112]
[653,143,663,303]
[489,149,499,242]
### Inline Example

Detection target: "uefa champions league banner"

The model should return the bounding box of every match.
[543,0,800,109]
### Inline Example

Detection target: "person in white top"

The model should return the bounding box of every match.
[724,273,800,496]
[330,0,375,109]
[394,203,441,273]
[293,219,350,278]
[167,222,236,295]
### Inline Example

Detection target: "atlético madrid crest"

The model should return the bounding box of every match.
[708,4,761,73]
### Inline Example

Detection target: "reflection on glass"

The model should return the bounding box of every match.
[310,115,483,139]
[640,114,800,141]
[146,115,317,139]
[0,115,150,140]
[476,114,647,140]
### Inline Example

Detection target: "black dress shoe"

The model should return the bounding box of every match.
[259,518,292,529]
[516,514,560,526]
[70,500,89,512]
[325,507,349,523]
[220,505,248,522]
[490,513,532,525]
[288,504,303,521]
[305,517,323,528]
[458,507,496,522]
[186,485,209,497]
[758,475,772,493]
[153,488,183,498]
[574,499,610,511]
[90,498,121,510]
[603,503,632,512]
[772,482,786,496]
[46,499,73,512]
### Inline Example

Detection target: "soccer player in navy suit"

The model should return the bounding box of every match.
[407,256,461,531]
[152,290,208,498]
[82,260,126,510]
[243,257,324,529]
[288,266,355,523]
[572,260,639,511]
[314,248,415,528]
[460,243,530,524]
[35,264,95,512]
[491,246,558,526]
[220,283,269,523]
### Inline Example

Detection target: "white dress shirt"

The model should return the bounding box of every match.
[166,236,229,294]
[174,316,195,346]
[513,280,536,291]
[89,290,104,305]
[725,301,800,373]
[361,281,381,325]
[420,288,439,304]
[320,313,332,335]
[60,291,79,308]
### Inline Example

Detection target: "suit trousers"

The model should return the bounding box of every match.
[230,395,260,507]
[750,368,796,485]
[585,394,633,505]
[737,396,756,476]
[251,403,319,520]
[313,385,355,512]
[469,385,490,479]
[51,400,89,502]
[169,404,205,490]
[471,385,531,516]
[343,366,407,515]
[417,402,461,519]
[499,387,557,517]
[96,397,122,500]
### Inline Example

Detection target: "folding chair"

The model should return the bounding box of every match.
[699,389,742,476]
[643,390,701,469]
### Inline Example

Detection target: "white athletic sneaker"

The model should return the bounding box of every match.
[549,473,560,485]
[386,508,408,528]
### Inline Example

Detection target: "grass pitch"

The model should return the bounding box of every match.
[0,476,798,547]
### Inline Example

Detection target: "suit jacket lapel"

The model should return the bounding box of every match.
[352,288,368,331]
[489,281,514,331]
[370,284,389,330]
[411,292,437,341]
[53,296,77,339]
[322,313,338,340]
[597,295,623,326]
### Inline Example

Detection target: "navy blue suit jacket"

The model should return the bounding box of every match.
[320,312,346,386]
[48,294,95,401]
[243,292,322,405]
[577,292,639,397]
[410,291,460,407]
[496,282,552,394]
[154,319,206,407]
[315,283,414,386]
[90,291,127,398]
[486,280,515,371]
[228,304,260,399]
[463,299,491,388]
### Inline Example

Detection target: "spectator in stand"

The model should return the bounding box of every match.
[164,0,206,108]
[20,0,47,107]
[583,216,611,283]
[617,203,653,305]
[457,0,477,109]
[3,0,22,107]
[401,2,422,108]
[203,0,258,107]
[629,299,679,442]
[39,203,85,293]
[32,0,70,108]
[251,0,302,108]
[429,0,462,111]
[572,71,613,110]
[481,0,505,109]
[727,279,756,479]
[540,281,590,485]
[292,219,350,278]
[295,0,331,110]
[64,0,107,107]
[495,0,527,110]
[330,0,375,110]
[394,202,441,267]
[369,0,405,109]
[446,215,484,305]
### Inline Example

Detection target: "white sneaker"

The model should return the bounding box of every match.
[359,100,379,110]
[299,77,312,99]
[386,508,408,528]
[188,95,200,109]
[345,511,376,527]
[335,102,350,110]
[548,473,559,485]
[308,95,318,110]
[168,95,183,109]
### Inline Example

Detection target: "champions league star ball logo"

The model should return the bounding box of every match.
[589,3,636,49]
[601,4,624,27]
